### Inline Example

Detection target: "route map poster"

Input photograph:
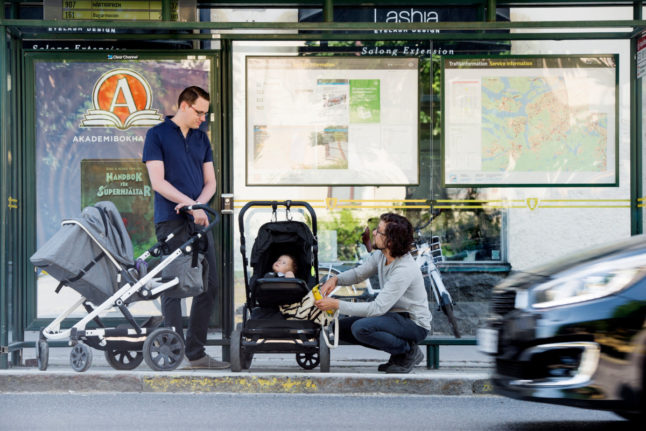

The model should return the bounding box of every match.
[442,55,618,187]
[246,56,419,185]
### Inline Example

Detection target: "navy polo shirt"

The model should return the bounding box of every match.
[142,117,213,223]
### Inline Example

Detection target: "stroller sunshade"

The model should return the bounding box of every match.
[30,201,135,305]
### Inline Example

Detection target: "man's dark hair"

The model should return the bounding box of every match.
[177,86,210,108]
[380,213,414,258]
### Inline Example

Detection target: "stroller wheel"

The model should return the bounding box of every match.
[143,328,185,371]
[295,352,319,370]
[70,343,93,372]
[319,330,330,373]
[231,324,252,372]
[35,340,49,371]
[104,349,144,371]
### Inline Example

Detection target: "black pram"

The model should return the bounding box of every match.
[232,200,330,372]
[30,201,219,372]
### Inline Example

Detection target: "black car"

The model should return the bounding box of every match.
[478,234,646,420]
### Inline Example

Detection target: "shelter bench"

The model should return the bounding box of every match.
[419,336,478,369]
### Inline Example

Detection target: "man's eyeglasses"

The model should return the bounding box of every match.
[189,105,208,118]
[374,229,386,237]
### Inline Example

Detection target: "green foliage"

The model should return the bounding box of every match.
[435,206,502,260]
[320,209,365,261]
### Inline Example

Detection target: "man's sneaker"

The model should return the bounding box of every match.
[377,355,397,372]
[385,343,424,374]
[186,354,230,370]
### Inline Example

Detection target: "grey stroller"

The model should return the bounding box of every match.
[30,201,218,372]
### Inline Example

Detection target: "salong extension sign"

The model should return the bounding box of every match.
[442,55,618,187]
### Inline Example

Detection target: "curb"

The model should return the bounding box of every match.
[0,371,493,395]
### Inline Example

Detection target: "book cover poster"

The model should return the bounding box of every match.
[81,159,155,257]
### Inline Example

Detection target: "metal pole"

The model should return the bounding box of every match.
[323,0,334,23]
[487,0,497,22]
[162,0,172,21]
[1,23,9,369]
[220,41,234,362]
[632,2,643,235]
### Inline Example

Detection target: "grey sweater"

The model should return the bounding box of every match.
[336,251,432,331]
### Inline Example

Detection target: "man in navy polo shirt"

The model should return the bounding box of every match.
[143,86,228,369]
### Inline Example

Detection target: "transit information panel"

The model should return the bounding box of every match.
[442,55,618,187]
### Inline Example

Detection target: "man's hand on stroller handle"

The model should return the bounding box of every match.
[175,201,209,226]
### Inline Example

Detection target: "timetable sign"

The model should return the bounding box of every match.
[62,1,178,21]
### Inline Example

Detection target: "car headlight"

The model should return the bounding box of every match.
[531,255,645,309]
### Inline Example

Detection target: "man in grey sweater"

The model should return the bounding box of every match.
[316,213,432,373]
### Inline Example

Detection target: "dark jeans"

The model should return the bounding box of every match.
[338,313,428,356]
[155,219,218,361]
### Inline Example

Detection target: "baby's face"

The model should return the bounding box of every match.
[272,255,294,274]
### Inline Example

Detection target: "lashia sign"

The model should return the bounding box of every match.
[374,8,440,23]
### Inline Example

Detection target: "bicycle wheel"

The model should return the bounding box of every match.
[318,265,373,302]
[428,270,461,338]
[441,301,461,338]
[318,265,340,283]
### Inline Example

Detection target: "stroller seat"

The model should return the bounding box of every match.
[252,276,310,307]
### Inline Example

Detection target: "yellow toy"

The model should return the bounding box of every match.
[311,285,334,315]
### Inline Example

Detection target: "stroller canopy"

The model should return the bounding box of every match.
[249,220,317,290]
[31,201,134,304]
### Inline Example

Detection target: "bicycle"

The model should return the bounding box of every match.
[411,232,461,338]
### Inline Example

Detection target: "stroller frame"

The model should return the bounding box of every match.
[232,200,330,372]
[34,203,219,372]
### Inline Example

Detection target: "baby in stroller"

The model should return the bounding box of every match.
[267,254,297,279]
[249,254,299,320]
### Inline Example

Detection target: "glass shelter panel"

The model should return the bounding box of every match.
[32,55,212,319]
[231,40,504,331]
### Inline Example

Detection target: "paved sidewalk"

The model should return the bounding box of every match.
[0,331,494,395]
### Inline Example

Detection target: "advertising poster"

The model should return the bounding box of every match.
[442,55,618,187]
[35,56,211,252]
[80,159,154,257]
[246,56,419,185]
[33,55,212,317]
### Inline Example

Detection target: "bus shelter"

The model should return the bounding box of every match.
[1,0,646,369]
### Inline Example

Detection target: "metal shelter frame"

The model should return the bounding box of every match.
[1,0,645,368]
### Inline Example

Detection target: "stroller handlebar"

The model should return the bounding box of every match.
[179,203,221,232]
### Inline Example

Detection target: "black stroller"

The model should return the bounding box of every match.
[30,201,219,372]
[232,200,330,372]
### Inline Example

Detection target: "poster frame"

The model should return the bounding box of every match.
[441,53,620,188]
[245,55,421,187]
[23,50,220,326]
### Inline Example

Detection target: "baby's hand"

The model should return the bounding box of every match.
[285,271,295,278]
